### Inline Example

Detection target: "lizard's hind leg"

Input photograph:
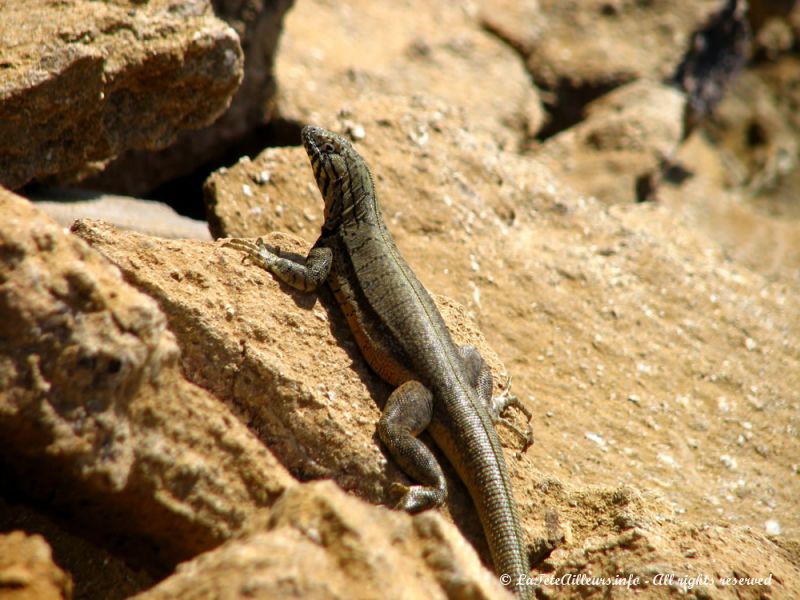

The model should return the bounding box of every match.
[378,380,448,513]
[459,346,533,450]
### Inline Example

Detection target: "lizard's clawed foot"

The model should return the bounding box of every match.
[491,375,534,451]
[390,482,445,514]
[222,237,279,268]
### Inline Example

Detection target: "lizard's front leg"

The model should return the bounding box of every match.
[378,380,447,513]
[224,238,332,292]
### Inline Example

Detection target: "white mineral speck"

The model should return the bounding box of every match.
[350,123,366,140]
[585,432,607,451]
[765,519,781,535]
[657,453,677,468]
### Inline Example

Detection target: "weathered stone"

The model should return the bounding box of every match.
[4,0,800,595]
[133,481,512,600]
[535,486,800,599]
[274,0,543,147]
[0,188,293,567]
[204,95,562,245]
[537,80,686,203]
[655,60,800,281]
[202,94,800,563]
[83,0,295,195]
[0,0,243,189]
[71,217,512,531]
[481,0,722,90]
[0,496,152,600]
[132,479,800,600]
[0,532,72,600]
[31,190,212,240]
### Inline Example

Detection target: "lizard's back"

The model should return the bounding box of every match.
[325,219,462,391]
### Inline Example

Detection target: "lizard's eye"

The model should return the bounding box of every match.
[320,142,335,154]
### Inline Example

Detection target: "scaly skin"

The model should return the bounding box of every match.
[228,126,531,598]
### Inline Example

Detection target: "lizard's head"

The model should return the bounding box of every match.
[302,125,374,228]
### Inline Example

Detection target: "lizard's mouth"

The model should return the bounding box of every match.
[301,129,316,160]
[301,126,328,164]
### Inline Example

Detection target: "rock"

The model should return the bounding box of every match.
[481,0,722,101]
[204,150,314,241]
[134,479,800,600]
[0,532,72,600]
[527,482,800,599]
[30,190,212,240]
[537,80,687,203]
[704,59,800,193]
[274,0,543,147]
[83,0,295,195]
[204,94,562,245]
[0,188,293,567]
[656,59,800,281]
[202,93,800,563]
[4,0,800,596]
[0,0,243,190]
[207,0,296,145]
[134,481,512,600]
[539,519,798,598]
[481,0,744,142]
[0,495,152,600]
[71,217,514,536]
[748,0,800,43]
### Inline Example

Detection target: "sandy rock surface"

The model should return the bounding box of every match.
[481,0,723,88]
[0,532,72,600]
[0,496,152,600]
[660,53,800,282]
[480,0,723,140]
[274,0,543,147]
[72,216,512,527]
[32,191,211,240]
[537,80,687,203]
[85,0,295,195]
[202,93,800,597]
[133,481,512,600]
[0,0,243,190]
[2,0,800,598]
[0,189,293,569]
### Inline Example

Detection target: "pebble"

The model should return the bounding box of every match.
[585,432,608,451]
[765,520,782,535]
[657,453,677,468]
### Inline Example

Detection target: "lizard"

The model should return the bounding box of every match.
[226,126,533,598]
